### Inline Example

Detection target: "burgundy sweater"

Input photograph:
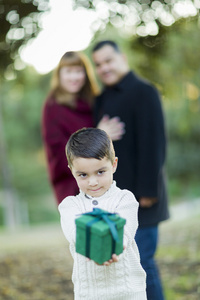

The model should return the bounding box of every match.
[41,96,93,204]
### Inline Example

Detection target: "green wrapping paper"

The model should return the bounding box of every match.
[75,208,126,264]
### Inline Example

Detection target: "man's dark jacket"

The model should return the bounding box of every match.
[94,71,169,227]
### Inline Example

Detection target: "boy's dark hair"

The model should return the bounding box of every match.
[92,40,121,53]
[66,128,115,168]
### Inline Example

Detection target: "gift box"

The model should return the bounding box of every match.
[75,208,126,264]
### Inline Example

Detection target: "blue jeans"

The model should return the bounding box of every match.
[135,226,165,300]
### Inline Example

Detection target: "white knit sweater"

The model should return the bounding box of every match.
[58,181,147,300]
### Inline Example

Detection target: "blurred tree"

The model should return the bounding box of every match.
[0,67,53,227]
[0,0,49,229]
[0,0,49,77]
[0,100,20,229]
[73,0,199,37]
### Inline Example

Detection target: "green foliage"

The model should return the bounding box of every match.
[0,67,53,226]
[28,195,59,224]
[162,20,200,184]
[73,0,199,38]
[2,67,50,150]
[0,0,49,78]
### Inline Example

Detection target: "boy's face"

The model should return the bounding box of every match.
[70,156,118,198]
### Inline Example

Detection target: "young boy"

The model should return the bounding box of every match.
[58,128,147,300]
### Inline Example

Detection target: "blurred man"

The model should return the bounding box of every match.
[92,40,169,300]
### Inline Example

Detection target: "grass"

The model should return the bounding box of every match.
[157,215,200,300]
[168,178,200,203]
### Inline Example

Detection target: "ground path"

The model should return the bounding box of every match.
[0,199,200,300]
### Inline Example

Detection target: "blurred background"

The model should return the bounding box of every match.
[0,1,200,299]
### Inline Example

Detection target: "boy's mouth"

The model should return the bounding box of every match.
[90,187,102,192]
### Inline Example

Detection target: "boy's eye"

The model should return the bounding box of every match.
[98,170,105,175]
[79,173,87,178]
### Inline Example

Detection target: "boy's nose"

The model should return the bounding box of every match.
[88,176,98,186]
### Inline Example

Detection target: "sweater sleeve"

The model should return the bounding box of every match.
[58,197,81,245]
[115,190,139,247]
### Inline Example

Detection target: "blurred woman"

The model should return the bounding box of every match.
[42,51,124,205]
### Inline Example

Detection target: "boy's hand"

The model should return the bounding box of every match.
[88,254,119,266]
[101,246,126,266]
[103,254,119,266]
[87,246,126,266]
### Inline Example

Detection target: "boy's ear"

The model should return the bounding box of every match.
[68,164,73,173]
[68,164,76,178]
[113,157,118,174]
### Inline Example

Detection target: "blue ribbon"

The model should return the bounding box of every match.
[82,208,120,259]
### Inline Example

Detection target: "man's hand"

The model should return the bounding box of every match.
[97,115,125,141]
[139,197,157,208]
